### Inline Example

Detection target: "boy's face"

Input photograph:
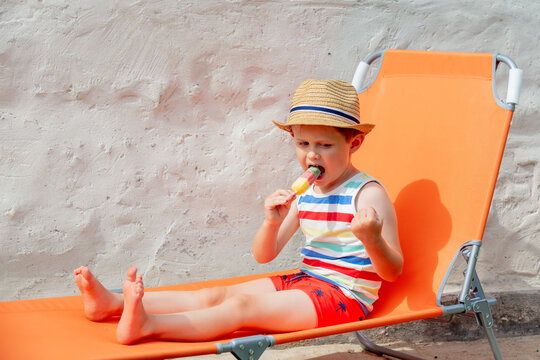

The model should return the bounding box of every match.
[291,125,363,193]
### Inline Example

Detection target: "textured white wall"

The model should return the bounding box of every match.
[1,1,538,300]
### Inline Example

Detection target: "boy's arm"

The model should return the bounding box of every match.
[252,190,300,264]
[351,182,403,282]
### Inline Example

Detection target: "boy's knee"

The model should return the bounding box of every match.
[199,287,258,311]
[227,294,257,314]
[199,286,228,307]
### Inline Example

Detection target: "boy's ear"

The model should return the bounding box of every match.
[350,134,364,153]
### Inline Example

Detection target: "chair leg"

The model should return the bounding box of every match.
[355,331,426,360]
[460,245,504,360]
[481,321,504,360]
[471,296,504,360]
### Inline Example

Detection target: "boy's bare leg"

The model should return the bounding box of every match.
[75,266,277,320]
[141,276,277,314]
[117,268,317,344]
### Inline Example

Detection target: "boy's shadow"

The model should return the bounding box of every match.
[371,179,452,316]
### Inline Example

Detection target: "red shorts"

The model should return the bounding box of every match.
[270,272,367,327]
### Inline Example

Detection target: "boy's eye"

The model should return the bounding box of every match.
[297,141,309,146]
[322,144,333,148]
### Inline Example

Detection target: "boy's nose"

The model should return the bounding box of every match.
[307,150,320,160]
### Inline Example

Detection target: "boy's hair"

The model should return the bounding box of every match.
[335,127,364,141]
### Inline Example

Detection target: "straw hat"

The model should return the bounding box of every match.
[273,79,374,134]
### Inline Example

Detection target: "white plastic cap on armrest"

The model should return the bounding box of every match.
[351,61,370,92]
[506,68,523,105]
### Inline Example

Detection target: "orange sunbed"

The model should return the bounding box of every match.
[0,49,522,360]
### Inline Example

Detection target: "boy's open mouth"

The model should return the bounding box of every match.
[310,165,325,179]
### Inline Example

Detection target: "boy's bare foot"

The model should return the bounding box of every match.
[117,267,153,345]
[74,266,123,321]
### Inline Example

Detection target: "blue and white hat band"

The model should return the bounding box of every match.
[289,105,360,125]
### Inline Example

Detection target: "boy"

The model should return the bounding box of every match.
[74,79,403,344]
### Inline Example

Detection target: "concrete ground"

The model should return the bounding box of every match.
[192,334,540,360]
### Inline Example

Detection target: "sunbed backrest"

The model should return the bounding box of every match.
[354,50,513,316]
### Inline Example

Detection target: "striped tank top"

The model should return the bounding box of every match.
[298,171,383,314]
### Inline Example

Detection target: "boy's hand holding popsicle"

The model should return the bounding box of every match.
[264,167,321,225]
